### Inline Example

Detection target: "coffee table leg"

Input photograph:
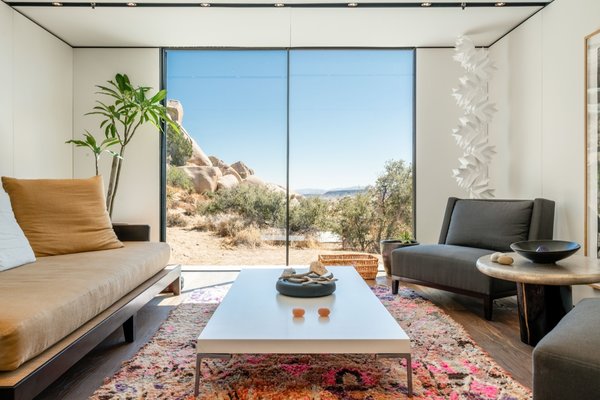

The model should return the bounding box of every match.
[405,353,413,397]
[194,355,201,397]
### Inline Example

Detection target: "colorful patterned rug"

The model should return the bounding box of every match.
[91,285,531,400]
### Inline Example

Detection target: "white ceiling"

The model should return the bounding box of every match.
[7,1,547,47]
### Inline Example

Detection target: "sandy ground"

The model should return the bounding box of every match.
[167,227,382,266]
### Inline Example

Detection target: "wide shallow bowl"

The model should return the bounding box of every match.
[509,240,580,264]
[276,279,336,297]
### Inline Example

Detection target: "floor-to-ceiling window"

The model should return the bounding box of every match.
[164,49,414,267]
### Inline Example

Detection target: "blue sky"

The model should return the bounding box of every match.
[166,49,414,191]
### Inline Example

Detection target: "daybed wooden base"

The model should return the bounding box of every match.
[0,265,181,400]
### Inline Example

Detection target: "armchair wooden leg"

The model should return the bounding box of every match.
[483,296,493,321]
[392,278,400,295]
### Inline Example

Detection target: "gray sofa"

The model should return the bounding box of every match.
[533,298,600,400]
[391,197,555,320]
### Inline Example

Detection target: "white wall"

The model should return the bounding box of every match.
[415,49,465,244]
[73,49,161,241]
[489,0,600,301]
[0,2,73,179]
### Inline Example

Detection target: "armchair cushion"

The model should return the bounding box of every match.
[392,244,514,294]
[445,199,533,251]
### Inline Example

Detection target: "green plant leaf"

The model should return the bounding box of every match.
[150,90,167,104]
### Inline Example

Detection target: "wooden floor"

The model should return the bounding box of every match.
[35,267,532,399]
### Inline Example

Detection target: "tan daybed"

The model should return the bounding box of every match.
[0,225,181,400]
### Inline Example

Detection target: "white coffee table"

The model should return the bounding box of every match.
[194,266,412,397]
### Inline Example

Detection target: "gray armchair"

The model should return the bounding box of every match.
[391,197,555,320]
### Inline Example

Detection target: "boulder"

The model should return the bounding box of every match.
[180,165,221,194]
[242,175,266,187]
[167,99,184,125]
[266,182,286,195]
[217,174,240,191]
[231,161,252,179]
[223,167,242,182]
[209,156,229,169]
[187,133,212,167]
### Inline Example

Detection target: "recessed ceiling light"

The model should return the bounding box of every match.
[200,2,210,6]
[127,2,137,6]
[274,3,285,7]
[421,2,432,6]
[52,2,63,6]
[495,2,506,6]
[347,2,358,7]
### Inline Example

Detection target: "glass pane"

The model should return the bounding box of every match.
[288,50,415,266]
[165,50,288,266]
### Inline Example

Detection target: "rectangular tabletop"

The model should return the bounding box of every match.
[197,267,410,355]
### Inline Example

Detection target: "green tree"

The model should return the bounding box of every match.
[289,197,331,234]
[332,193,374,252]
[372,160,413,245]
[167,125,193,166]
[329,160,413,252]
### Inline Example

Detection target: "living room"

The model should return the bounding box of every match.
[1,0,599,399]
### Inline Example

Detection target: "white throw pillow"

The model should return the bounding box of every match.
[0,185,36,271]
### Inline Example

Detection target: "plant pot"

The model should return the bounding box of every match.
[380,239,419,277]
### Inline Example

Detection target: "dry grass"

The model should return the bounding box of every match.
[227,226,262,248]
[290,234,320,249]
[167,227,382,266]
[166,212,187,227]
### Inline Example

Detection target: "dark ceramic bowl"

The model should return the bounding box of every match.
[509,240,580,264]
[276,279,336,297]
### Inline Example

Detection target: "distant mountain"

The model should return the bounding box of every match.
[296,188,327,196]
[321,188,366,198]
[296,186,367,199]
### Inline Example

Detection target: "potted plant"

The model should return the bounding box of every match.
[67,73,179,217]
[380,231,419,277]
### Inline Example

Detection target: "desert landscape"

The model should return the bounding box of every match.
[165,99,413,267]
[167,227,381,266]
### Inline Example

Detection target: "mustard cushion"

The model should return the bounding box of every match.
[1,176,123,257]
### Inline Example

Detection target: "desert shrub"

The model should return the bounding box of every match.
[289,197,331,234]
[329,160,413,253]
[167,166,193,192]
[167,125,193,166]
[332,192,375,252]
[228,225,262,248]
[202,185,286,228]
[166,211,187,227]
[166,186,177,209]
[201,214,246,238]
[291,233,319,249]
[182,203,197,216]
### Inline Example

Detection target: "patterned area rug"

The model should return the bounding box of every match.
[91,285,531,400]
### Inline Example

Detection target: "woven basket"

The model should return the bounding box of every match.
[318,254,379,280]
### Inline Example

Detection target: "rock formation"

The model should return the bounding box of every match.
[168,99,292,196]
[231,161,253,179]
[217,175,240,191]
[180,165,221,194]
[188,136,212,167]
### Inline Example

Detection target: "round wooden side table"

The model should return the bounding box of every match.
[476,253,600,346]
